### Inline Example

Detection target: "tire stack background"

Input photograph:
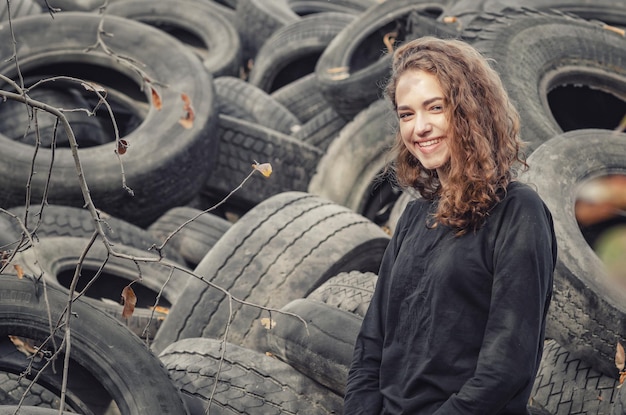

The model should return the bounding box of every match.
[0,0,625,414]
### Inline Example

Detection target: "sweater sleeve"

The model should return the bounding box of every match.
[434,189,557,414]
[343,201,413,414]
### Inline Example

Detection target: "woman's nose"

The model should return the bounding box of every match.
[415,114,432,136]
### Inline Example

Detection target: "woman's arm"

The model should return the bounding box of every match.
[434,188,557,414]
[344,199,415,414]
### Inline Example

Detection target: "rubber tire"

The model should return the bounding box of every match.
[5,204,185,265]
[159,337,344,415]
[214,76,301,134]
[0,371,74,410]
[314,0,455,120]
[11,236,192,340]
[0,274,189,415]
[613,382,626,415]
[518,129,626,377]
[247,12,356,93]
[106,0,242,77]
[307,270,378,317]
[0,12,218,227]
[286,0,378,14]
[0,0,41,19]
[529,339,619,414]
[0,78,109,148]
[151,191,390,354]
[462,7,626,155]
[270,72,329,123]
[234,0,300,63]
[292,106,348,152]
[0,408,72,415]
[35,0,102,11]
[200,114,323,213]
[442,0,626,32]
[266,298,362,395]
[147,206,232,268]
[308,99,398,225]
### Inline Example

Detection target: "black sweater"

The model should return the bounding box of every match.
[344,182,557,414]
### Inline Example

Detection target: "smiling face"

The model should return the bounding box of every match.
[395,69,451,177]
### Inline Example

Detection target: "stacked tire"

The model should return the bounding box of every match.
[0,1,625,414]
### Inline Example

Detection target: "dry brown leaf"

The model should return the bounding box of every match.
[81,82,106,92]
[253,162,272,178]
[151,86,162,110]
[149,305,170,315]
[9,335,39,357]
[616,342,625,371]
[121,285,137,319]
[179,93,195,129]
[116,139,129,155]
[260,317,276,330]
[13,264,24,279]
[603,24,625,37]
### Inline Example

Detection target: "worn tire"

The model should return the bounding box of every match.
[159,337,343,415]
[148,206,232,268]
[201,114,323,214]
[214,76,301,134]
[5,204,184,265]
[247,12,356,93]
[307,270,378,317]
[266,298,362,395]
[314,0,455,119]
[0,371,72,410]
[0,408,72,415]
[270,72,329,123]
[106,0,242,77]
[0,274,189,415]
[11,236,192,340]
[293,106,347,152]
[462,7,626,154]
[234,0,300,63]
[0,78,109,148]
[530,339,618,414]
[0,12,218,227]
[308,99,399,226]
[442,0,626,32]
[286,0,377,14]
[519,129,626,377]
[151,191,390,354]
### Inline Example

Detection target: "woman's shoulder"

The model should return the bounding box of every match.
[499,180,553,221]
[505,181,545,205]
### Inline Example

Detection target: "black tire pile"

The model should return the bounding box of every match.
[0,0,625,414]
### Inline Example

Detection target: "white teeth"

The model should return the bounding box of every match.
[417,138,442,147]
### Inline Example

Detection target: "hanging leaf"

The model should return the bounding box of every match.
[616,342,626,371]
[81,82,106,93]
[116,139,129,155]
[9,335,39,357]
[121,285,137,319]
[151,86,162,110]
[260,317,276,330]
[13,264,24,279]
[179,93,195,129]
[253,162,272,178]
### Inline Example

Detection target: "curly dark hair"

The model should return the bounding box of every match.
[384,36,527,235]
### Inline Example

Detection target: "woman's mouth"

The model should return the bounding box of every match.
[418,138,443,148]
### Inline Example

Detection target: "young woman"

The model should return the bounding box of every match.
[344,37,558,414]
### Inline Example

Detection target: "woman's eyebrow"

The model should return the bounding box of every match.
[397,97,443,111]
